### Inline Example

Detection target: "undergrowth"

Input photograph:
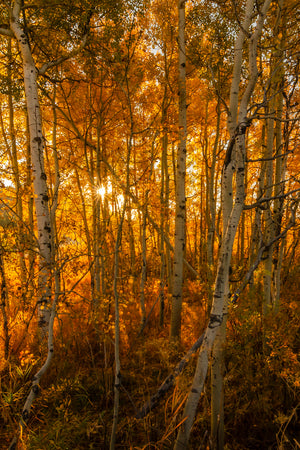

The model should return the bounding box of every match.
[0,277,299,449]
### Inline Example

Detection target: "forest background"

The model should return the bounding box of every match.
[0,0,299,449]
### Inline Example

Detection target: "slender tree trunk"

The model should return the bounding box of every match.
[74,166,94,287]
[160,89,169,325]
[207,97,220,268]
[7,37,27,294]
[249,124,266,272]
[170,0,187,341]
[110,200,126,450]
[10,0,53,334]
[110,57,134,448]
[140,204,147,330]
[210,2,255,445]
[140,137,156,331]
[175,2,271,447]
[0,245,10,360]
[263,102,275,313]
[159,150,166,326]
[25,114,36,299]
[206,96,221,315]
[271,0,286,311]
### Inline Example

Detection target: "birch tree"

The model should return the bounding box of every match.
[0,1,92,446]
[170,0,187,341]
[7,0,53,333]
[0,0,93,326]
[174,1,272,448]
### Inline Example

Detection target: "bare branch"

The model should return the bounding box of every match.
[0,26,14,37]
[38,34,88,75]
[244,188,300,210]
[232,197,299,303]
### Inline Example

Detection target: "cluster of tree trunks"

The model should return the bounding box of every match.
[0,0,299,449]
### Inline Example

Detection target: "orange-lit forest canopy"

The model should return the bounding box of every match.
[0,0,299,449]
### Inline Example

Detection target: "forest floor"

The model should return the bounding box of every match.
[0,270,299,449]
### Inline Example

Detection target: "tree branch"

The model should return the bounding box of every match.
[232,199,299,303]
[38,34,88,75]
[243,188,300,210]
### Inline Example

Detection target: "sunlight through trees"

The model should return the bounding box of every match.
[0,0,299,449]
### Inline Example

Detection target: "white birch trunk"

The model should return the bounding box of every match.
[170,0,187,340]
[174,1,271,447]
[10,0,52,333]
[210,1,254,446]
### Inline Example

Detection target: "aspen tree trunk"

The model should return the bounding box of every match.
[160,147,166,326]
[74,166,94,283]
[140,205,147,330]
[110,137,133,449]
[0,246,10,360]
[82,113,98,302]
[25,114,36,297]
[10,0,53,333]
[211,144,233,449]
[10,89,62,449]
[49,84,60,277]
[263,105,275,313]
[160,83,169,324]
[207,97,220,269]
[127,206,136,278]
[272,93,285,312]
[248,124,275,306]
[262,0,287,314]
[110,54,134,446]
[93,134,106,303]
[271,0,286,312]
[206,96,221,314]
[140,137,156,331]
[174,1,271,448]
[211,2,255,445]
[204,98,210,264]
[249,124,266,268]
[161,50,172,294]
[7,37,27,293]
[160,131,170,324]
[95,92,104,302]
[170,0,187,341]
[110,200,126,450]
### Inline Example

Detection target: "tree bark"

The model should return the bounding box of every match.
[170,0,187,341]
[0,245,10,360]
[10,0,53,333]
[271,0,286,312]
[174,1,272,447]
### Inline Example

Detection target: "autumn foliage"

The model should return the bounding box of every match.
[0,0,299,449]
